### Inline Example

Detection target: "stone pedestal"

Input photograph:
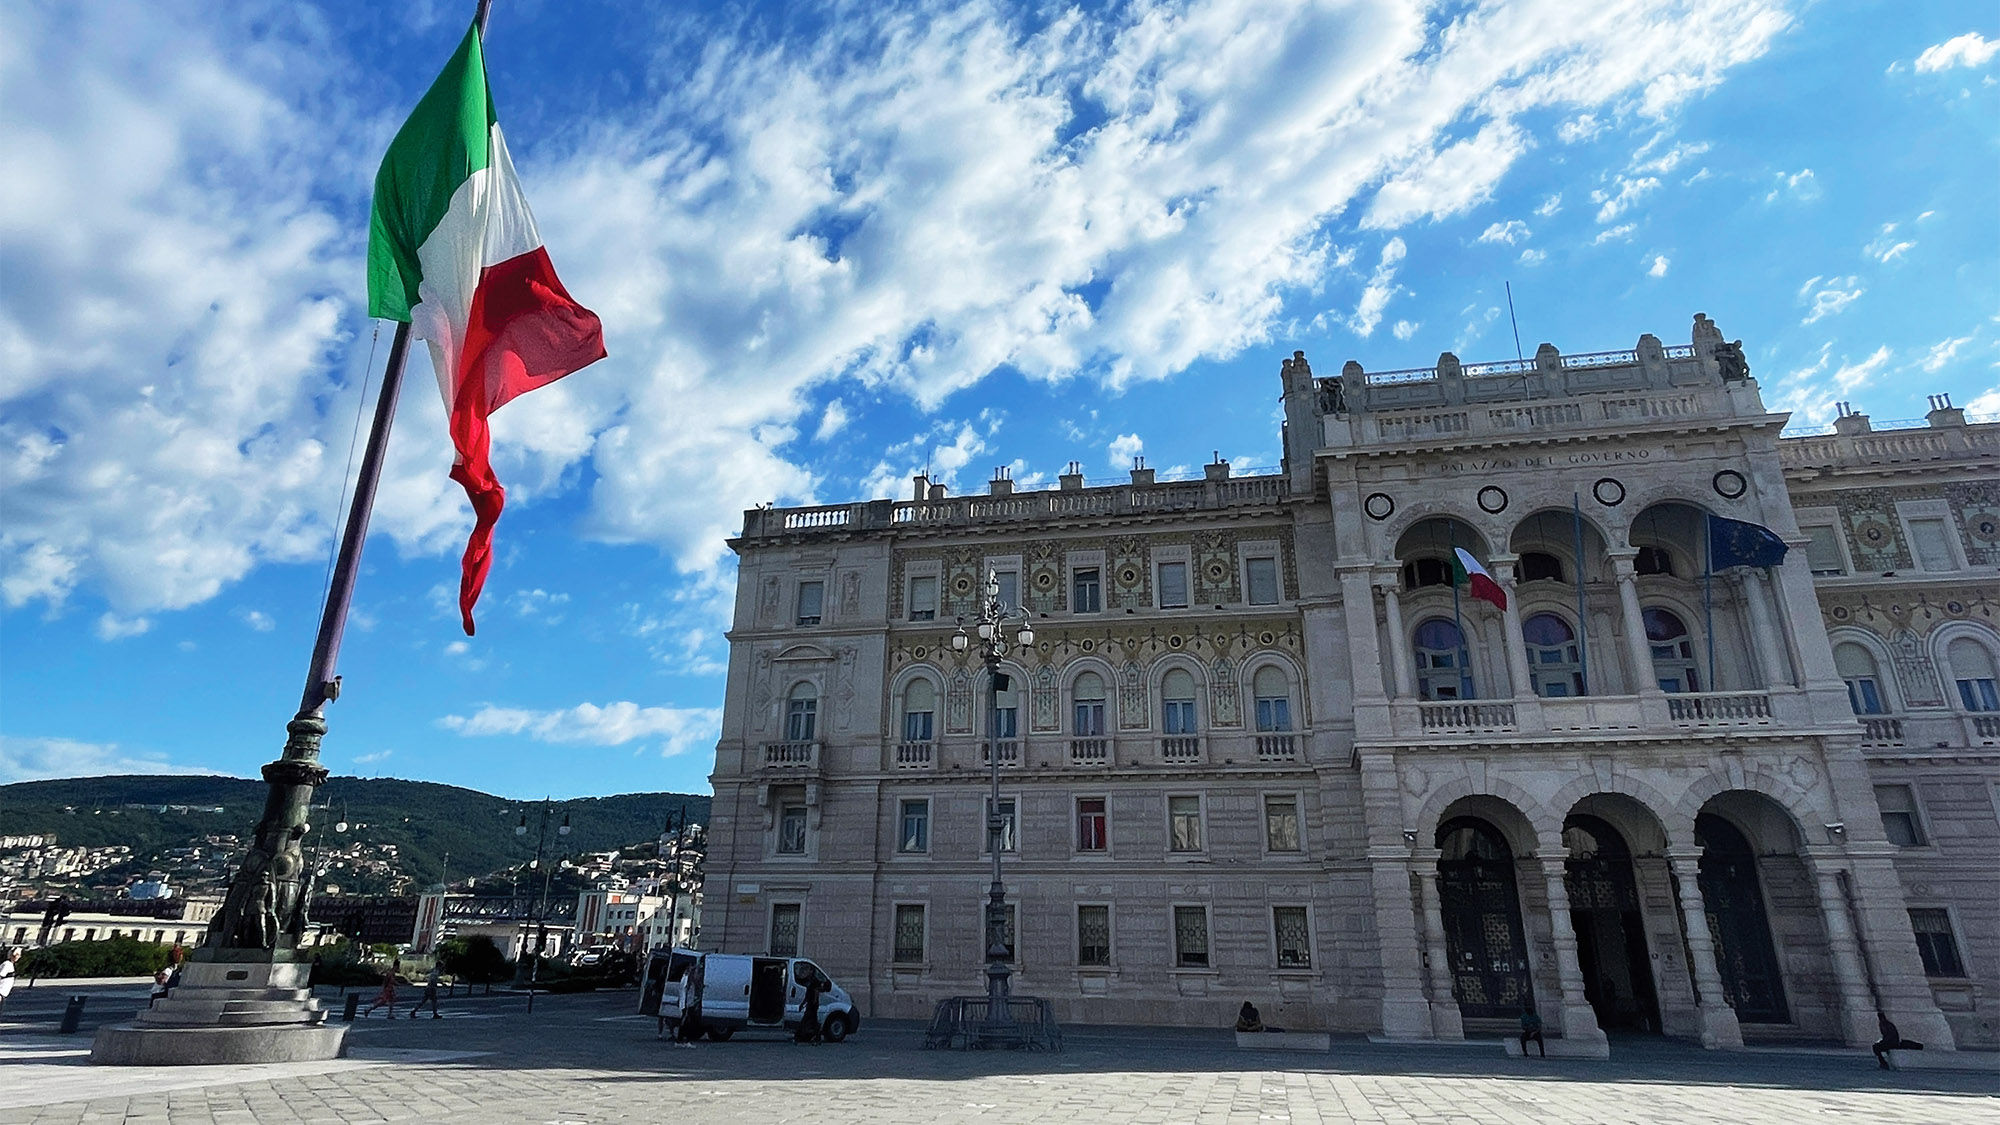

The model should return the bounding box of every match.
[90,959,347,1066]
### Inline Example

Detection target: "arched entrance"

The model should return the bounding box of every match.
[1695,811,1790,1024]
[1436,817,1532,1018]
[1563,814,1661,1032]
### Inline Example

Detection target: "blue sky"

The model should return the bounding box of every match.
[2,1,1995,799]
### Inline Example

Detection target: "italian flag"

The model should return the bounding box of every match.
[1452,548,1508,610]
[366,21,605,635]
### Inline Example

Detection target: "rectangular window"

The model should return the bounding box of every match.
[769,903,801,957]
[785,697,817,742]
[1077,904,1110,966]
[1076,797,1108,852]
[908,575,938,621]
[994,571,1020,612]
[1074,698,1105,736]
[1168,795,1202,852]
[1846,677,1884,715]
[1246,556,1279,605]
[1273,906,1311,968]
[902,708,934,742]
[1264,795,1302,852]
[1173,905,1209,967]
[1909,518,1958,572]
[985,797,1017,853]
[1874,784,1925,847]
[777,804,808,854]
[1157,561,1189,609]
[893,904,925,963]
[1163,699,1197,734]
[899,800,929,854]
[1072,567,1102,613]
[1255,696,1293,732]
[1803,524,1846,576]
[1960,677,2000,712]
[796,580,824,626]
[1909,908,1965,977]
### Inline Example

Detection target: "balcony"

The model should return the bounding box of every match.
[894,741,934,768]
[1665,690,1771,726]
[762,741,819,769]
[1255,734,1298,761]
[1375,689,1824,745]
[1068,738,1109,766]
[1160,736,1204,764]
[981,740,1021,768]
[1859,718,1905,747]
[1418,702,1517,733]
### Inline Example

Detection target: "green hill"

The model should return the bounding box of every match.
[0,775,709,895]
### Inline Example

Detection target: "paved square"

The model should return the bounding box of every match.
[2,983,1995,1123]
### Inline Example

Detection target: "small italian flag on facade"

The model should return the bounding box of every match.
[367,21,606,636]
[1452,548,1508,610]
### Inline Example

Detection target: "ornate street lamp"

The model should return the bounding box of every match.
[512,802,570,1010]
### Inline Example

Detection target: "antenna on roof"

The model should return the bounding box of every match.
[1505,281,1525,364]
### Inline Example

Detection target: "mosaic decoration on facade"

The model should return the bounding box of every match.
[1027,541,1063,613]
[1838,497,1912,572]
[1194,531,1235,606]
[1110,536,1148,609]
[1119,660,1148,730]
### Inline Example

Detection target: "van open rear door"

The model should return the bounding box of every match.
[748,957,789,1024]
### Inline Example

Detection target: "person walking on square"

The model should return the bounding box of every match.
[1519,1006,1546,1058]
[363,964,399,1018]
[410,964,443,1019]
[1872,1011,1922,1069]
[0,947,18,1018]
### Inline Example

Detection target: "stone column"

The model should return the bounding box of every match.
[1494,555,1532,698]
[1414,857,1465,1039]
[1665,848,1744,1048]
[1769,548,1840,684]
[1379,571,1415,699]
[1611,553,1657,695]
[1539,855,1606,1045]
[1341,567,1388,702]
[1806,860,1883,1046]
[1738,571,1793,688]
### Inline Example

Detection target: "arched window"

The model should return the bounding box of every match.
[901,678,936,742]
[1073,672,1107,735]
[1519,551,1566,583]
[1414,618,1472,700]
[1253,666,1293,732]
[1644,608,1700,693]
[1635,546,1675,576]
[1948,637,2000,712]
[993,671,1019,738]
[1524,612,1584,697]
[1833,643,1886,715]
[1402,557,1453,590]
[1161,668,1198,734]
[785,683,818,741]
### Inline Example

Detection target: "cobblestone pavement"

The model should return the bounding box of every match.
[2,984,1996,1124]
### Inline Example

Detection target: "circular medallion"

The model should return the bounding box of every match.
[952,575,973,594]
[1947,600,1965,614]
[1712,470,1748,500]
[1081,638,1095,652]
[1119,566,1140,585]
[1592,477,1626,507]
[1034,571,1055,590]
[1973,517,2000,543]
[1206,561,1228,582]
[1364,492,1395,521]
[1168,635,1184,649]
[1258,630,1277,647]
[912,646,927,659]
[1831,605,1851,621]
[1857,519,1890,545]
[1477,485,1508,514]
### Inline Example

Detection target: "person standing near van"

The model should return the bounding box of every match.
[676,958,704,1043]
[793,969,824,1044]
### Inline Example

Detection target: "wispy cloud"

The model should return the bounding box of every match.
[1106,433,1144,470]
[1800,275,1864,325]
[1347,237,1407,338]
[95,613,151,641]
[1922,335,1973,373]
[439,701,722,758]
[1647,255,1670,278]
[1476,220,1530,245]
[1592,224,1637,245]
[1765,168,1820,203]
[0,735,221,783]
[814,400,850,442]
[1863,222,1915,263]
[1592,176,1661,223]
[1915,33,2000,72]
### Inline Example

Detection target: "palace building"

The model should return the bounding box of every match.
[700,314,1999,1052]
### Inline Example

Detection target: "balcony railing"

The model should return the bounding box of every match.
[1419,702,1517,732]
[1069,738,1109,766]
[1666,691,1771,725]
[1974,716,2000,741]
[762,740,819,768]
[981,739,1021,767]
[1859,718,1905,746]
[1160,736,1203,763]
[1255,734,1298,761]
[894,741,934,768]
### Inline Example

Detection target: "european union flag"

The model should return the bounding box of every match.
[1707,514,1789,571]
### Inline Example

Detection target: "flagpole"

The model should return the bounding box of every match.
[1703,514,1716,692]
[1451,523,1469,700]
[1573,493,1589,695]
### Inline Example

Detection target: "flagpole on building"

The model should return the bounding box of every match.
[1573,493,1589,695]
[1450,522,1468,700]
[1702,514,1717,692]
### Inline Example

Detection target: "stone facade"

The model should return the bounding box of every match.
[703,314,1999,1052]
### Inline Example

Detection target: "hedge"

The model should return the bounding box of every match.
[19,937,171,979]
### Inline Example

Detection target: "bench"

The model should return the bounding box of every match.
[1235,1031,1331,1051]
[1503,1036,1610,1059]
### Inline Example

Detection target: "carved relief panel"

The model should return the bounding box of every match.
[1118,660,1148,730]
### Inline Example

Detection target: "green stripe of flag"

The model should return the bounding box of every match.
[366,22,497,321]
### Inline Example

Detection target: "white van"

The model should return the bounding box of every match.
[645,949,858,1042]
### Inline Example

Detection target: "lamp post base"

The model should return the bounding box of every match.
[923,994,1063,1052]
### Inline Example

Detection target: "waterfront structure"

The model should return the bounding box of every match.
[701,315,1998,1051]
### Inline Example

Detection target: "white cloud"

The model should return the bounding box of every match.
[1391,319,1419,341]
[856,418,993,500]
[1800,276,1864,325]
[509,588,571,621]
[95,613,151,640]
[1592,176,1660,223]
[1557,114,1605,143]
[443,640,471,656]
[1966,387,2000,414]
[1,0,1801,621]
[1476,220,1531,245]
[0,734,221,783]
[440,700,722,758]
[1863,223,1915,263]
[1922,335,1973,373]
[1592,223,1637,245]
[241,609,274,632]
[1106,433,1145,470]
[1915,33,2000,72]
[814,400,850,442]
[1647,255,1670,278]
[1347,237,1407,338]
[353,749,393,765]
[1831,346,1893,393]
[1635,140,1709,174]
[1534,194,1562,218]
[1518,248,1548,266]
[1765,167,1819,203]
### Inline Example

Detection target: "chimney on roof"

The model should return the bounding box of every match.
[989,465,1013,496]
[1927,393,1965,429]
[1130,455,1155,487]
[1204,451,1230,481]
[1832,401,1872,435]
[912,473,930,502]
[1060,461,1084,491]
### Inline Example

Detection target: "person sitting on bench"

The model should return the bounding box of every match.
[1235,1001,1265,1033]
[1519,1006,1546,1057]
[1872,1011,1922,1069]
